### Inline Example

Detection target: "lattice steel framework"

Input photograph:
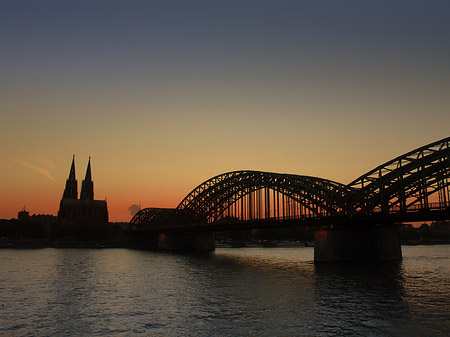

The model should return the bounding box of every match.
[128,208,195,230]
[130,137,450,229]
[347,136,450,214]
[177,171,354,223]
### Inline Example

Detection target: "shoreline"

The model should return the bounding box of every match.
[2,238,449,249]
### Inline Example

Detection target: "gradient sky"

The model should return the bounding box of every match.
[1,0,449,221]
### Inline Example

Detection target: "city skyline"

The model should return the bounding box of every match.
[1,1,450,221]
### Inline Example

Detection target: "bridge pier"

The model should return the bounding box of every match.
[158,232,215,252]
[314,225,402,262]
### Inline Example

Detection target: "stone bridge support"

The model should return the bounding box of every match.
[314,225,402,262]
[158,231,215,252]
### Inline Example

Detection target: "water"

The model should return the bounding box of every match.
[0,246,449,336]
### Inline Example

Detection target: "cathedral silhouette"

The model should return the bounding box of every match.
[58,156,108,226]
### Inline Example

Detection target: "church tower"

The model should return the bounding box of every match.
[80,157,94,200]
[62,155,77,199]
[58,155,108,226]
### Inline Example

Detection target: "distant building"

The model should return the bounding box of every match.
[17,207,56,224]
[58,156,108,226]
[17,207,30,222]
[430,221,450,236]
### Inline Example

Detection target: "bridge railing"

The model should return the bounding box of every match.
[371,201,450,214]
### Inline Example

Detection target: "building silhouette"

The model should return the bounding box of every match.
[58,156,108,226]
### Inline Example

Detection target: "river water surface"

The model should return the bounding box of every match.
[0,245,449,336]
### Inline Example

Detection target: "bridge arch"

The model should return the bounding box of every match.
[348,136,450,213]
[176,170,353,223]
[129,137,450,230]
[128,208,194,230]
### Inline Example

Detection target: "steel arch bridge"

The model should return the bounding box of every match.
[347,137,450,214]
[129,137,450,231]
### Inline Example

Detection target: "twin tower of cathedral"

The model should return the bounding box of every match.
[58,156,108,225]
[62,155,94,200]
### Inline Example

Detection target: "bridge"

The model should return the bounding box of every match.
[129,137,450,261]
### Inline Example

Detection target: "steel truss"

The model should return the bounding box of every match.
[130,137,450,229]
[347,136,450,213]
[177,171,353,223]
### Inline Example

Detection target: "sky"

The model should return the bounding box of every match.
[1,0,449,222]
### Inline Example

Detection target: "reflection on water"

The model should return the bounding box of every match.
[0,246,449,336]
[313,262,411,336]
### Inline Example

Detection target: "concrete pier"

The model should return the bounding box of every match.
[158,231,215,251]
[314,225,402,262]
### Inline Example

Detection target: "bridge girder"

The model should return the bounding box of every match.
[129,137,450,230]
[176,171,354,223]
[347,137,450,213]
[128,207,197,231]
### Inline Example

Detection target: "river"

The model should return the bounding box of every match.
[0,245,449,336]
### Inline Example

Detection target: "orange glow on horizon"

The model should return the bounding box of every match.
[0,158,448,223]
[1,1,450,224]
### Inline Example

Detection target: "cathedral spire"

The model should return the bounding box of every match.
[62,155,78,199]
[80,157,94,200]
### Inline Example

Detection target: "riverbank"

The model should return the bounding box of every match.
[2,237,449,249]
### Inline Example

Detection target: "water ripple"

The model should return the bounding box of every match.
[0,246,449,336]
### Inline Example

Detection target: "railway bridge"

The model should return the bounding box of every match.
[129,137,450,261]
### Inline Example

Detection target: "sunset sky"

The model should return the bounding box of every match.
[1,0,449,221]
